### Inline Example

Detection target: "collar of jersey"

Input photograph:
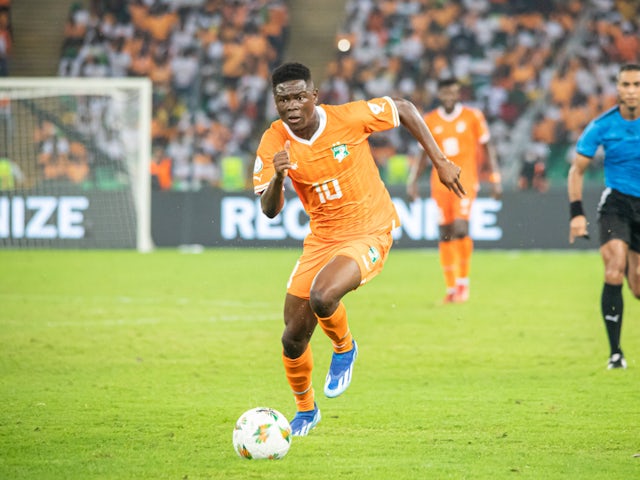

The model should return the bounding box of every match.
[283,106,327,145]
[436,103,463,122]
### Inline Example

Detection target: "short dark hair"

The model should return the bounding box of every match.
[437,77,459,89]
[271,62,312,90]
[620,63,640,74]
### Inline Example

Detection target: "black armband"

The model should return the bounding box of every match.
[570,200,585,219]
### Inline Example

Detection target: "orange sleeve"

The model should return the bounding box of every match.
[253,122,287,195]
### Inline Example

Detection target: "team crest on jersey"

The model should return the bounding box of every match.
[331,143,349,163]
[368,246,380,264]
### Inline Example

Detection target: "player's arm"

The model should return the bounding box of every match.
[260,141,293,218]
[567,152,591,243]
[483,141,502,200]
[394,98,465,198]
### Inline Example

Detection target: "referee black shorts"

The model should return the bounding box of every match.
[598,188,640,252]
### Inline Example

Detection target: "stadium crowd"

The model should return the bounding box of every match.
[319,0,639,191]
[55,0,289,190]
[47,0,640,192]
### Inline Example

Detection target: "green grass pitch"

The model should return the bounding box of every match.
[1,248,639,479]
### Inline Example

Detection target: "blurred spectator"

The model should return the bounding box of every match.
[191,146,219,189]
[34,120,90,185]
[0,1,11,76]
[150,142,172,190]
[518,141,549,193]
[167,128,193,190]
[170,45,198,105]
[0,156,23,190]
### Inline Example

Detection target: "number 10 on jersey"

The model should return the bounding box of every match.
[314,179,343,204]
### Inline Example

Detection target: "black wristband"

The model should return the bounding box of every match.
[570,200,585,219]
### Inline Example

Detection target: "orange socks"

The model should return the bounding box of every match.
[282,345,315,412]
[440,237,473,292]
[455,236,473,279]
[439,240,457,291]
[316,301,353,353]
[283,302,354,412]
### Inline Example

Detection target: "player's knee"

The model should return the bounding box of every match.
[604,268,626,285]
[308,287,338,318]
[452,220,469,238]
[281,332,307,359]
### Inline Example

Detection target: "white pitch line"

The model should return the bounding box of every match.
[0,293,276,309]
[34,313,282,328]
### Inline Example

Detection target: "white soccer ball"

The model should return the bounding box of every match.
[232,407,292,460]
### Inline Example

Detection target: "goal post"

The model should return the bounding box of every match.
[0,77,153,252]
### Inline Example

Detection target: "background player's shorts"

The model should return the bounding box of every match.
[598,188,640,252]
[432,188,476,225]
[286,231,394,299]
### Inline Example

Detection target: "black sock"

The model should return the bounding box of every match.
[601,283,623,356]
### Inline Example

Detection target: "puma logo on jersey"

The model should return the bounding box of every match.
[367,100,386,115]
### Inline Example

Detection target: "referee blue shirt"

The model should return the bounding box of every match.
[576,106,640,197]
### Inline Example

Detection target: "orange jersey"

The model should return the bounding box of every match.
[425,104,490,194]
[254,98,401,240]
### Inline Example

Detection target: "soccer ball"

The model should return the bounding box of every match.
[232,407,292,460]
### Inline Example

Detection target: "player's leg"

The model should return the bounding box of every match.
[625,211,640,299]
[438,223,458,302]
[452,218,472,302]
[311,255,361,398]
[434,190,458,302]
[598,192,632,369]
[282,293,322,435]
[626,250,640,298]
[313,232,393,397]
[282,246,327,435]
[452,196,473,302]
[600,239,628,368]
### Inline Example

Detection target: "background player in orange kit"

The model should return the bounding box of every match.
[407,77,502,304]
[254,62,464,436]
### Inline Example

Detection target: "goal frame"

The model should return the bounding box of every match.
[0,77,153,252]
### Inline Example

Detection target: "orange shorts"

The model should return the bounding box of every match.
[432,188,476,225]
[286,231,394,299]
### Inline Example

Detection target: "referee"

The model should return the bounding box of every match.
[568,63,640,369]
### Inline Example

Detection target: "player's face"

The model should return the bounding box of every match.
[617,69,640,114]
[273,80,319,139]
[438,84,460,113]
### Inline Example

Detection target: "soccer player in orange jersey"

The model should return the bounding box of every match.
[254,62,464,436]
[407,77,502,304]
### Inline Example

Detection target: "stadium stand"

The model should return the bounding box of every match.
[49,0,638,192]
[319,0,639,190]
[56,0,290,191]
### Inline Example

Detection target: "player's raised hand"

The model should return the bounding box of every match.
[569,215,590,243]
[436,160,466,198]
[273,140,294,178]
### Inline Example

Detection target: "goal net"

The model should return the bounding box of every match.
[0,78,153,252]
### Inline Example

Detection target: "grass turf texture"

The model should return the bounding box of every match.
[1,249,639,479]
